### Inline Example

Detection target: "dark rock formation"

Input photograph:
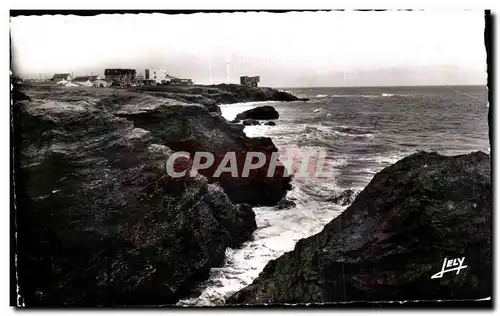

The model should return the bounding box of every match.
[18,85,222,115]
[228,151,491,304]
[235,106,279,121]
[242,119,260,126]
[135,84,304,104]
[133,90,222,114]
[264,121,276,126]
[276,198,296,210]
[17,87,292,206]
[111,100,291,206]
[14,98,258,306]
[328,189,356,206]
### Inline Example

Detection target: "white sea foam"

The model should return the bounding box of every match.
[177,142,354,306]
[178,199,346,306]
[330,94,379,98]
[312,108,332,116]
[330,94,398,98]
[332,130,374,138]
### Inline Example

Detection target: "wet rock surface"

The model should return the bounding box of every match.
[235,105,279,121]
[18,86,292,206]
[242,119,260,126]
[228,151,491,304]
[113,102,291,206]
[328,189,357,206]
[135,83,303,104]
[276,198,297,210]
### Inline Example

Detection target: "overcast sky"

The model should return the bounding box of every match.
[11,11,487,87]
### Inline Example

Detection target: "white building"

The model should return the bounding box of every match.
[145,69,172,84]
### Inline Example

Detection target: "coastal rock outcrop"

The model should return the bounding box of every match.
[14,98,257,306]
[235,106,279,121]
[276,198,297,210]
[132,90,222,115]
[264,121,276,126]
[228,151,491,304]
[328,189,357,206]
[112,101,291,206]
[18,86,292,206]
[135,84,307,104]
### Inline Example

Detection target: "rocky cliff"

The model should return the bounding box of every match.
[228,151,491,304]
[18,87,292,206]
[13,86,292,306]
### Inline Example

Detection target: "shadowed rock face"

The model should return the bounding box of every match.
[235,106,279,121]
[113,102,291,206]
[18,87,292,206]
[14,98,257,306]
[135,84,305,104]
[228,151,491,304]
[328,189,357,206]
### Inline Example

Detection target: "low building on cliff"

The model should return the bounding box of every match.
[104,69,136,86]
[240,76,260,87]
[170,78,194,86]
[145,69,171,84]
[73,76,98,87]
[51,73,73,82]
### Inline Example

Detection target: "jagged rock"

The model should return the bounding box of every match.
[230,119,240,124]
[264,121,276,126]
[112,101,291,206]
[228,151,491,304]
[132,90,222,114]
[135,83,303,104]
[276,198,296,210]
[235,106,279,121]
[242,119,260,126]
[17,87,292,207]
[328,189,356,206]
[14,98,257,306]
